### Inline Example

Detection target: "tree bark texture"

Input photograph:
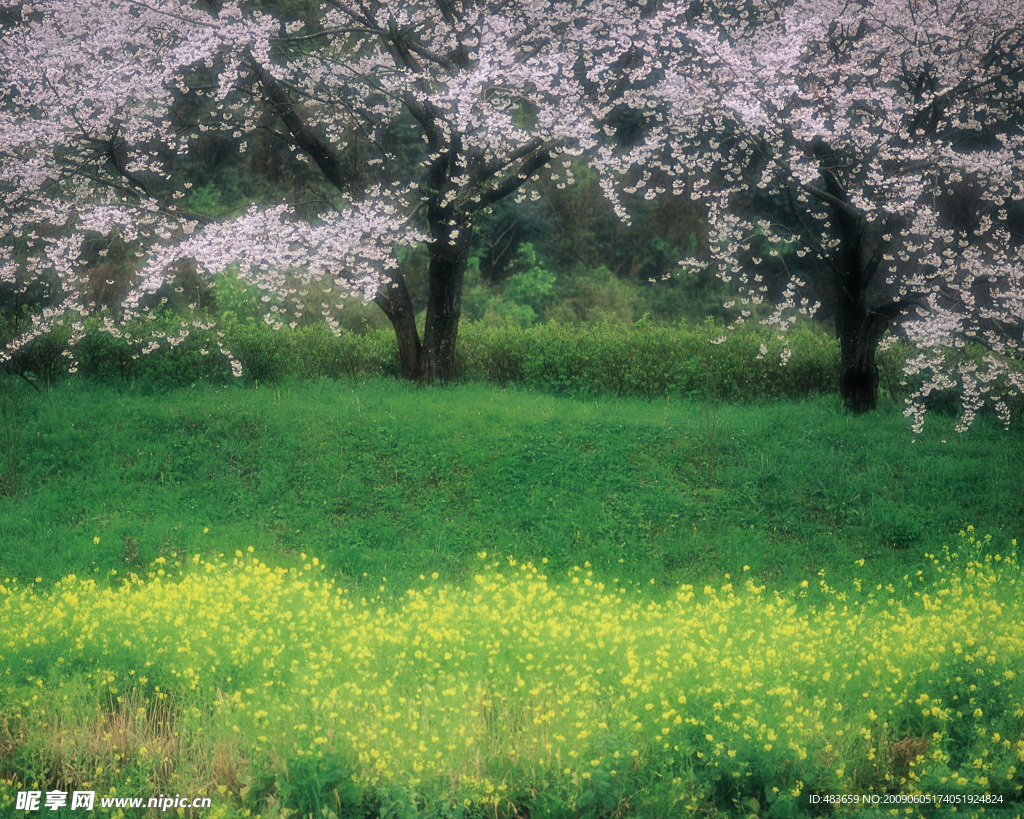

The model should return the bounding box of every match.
[419,232,468,383]
[374,230,468,383]
[835,292,888,414]
[813,139,889,414]
[373,276,421,380]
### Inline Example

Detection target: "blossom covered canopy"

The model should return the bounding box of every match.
[2,0,1022,423]
[647,0,1024,425]
[1,0,670,357]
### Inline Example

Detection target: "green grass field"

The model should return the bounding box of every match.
[1,379,1022,817]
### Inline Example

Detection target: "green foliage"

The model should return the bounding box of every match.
[461,256,537,327]
[71,314,401,387]
[503,242,556,313]
[523,158,709,291]
[0,310,71,386]
[547,265,640,324]
[289,323,398,380]
[244,757,366,818]
[184,181,228,217]
[0,375,19,497]
[213,266,276,325]
[223,322,290,383]
[219,322,400,383]
[75,313,233,388]
[636,268,735,324]
[458,319,856,402]
[8,307,1024,424]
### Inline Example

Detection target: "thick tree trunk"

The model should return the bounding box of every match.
[374,232,469,383]
[837,310,879,413]
[373,276,421,380]
[811,137,890,414]
[835,291,890,414]
[419,236,469,382]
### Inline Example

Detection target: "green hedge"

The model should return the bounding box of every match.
[459,319,908,402]
[66,318,401,387]
[2,312,912,402]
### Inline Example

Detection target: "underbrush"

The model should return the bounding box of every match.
[8,313,1022,432]
[0,531,1021,818]
[4,314,902,403]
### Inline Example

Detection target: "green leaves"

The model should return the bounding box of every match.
[503,243,556,313]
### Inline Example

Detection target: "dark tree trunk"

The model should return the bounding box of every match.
[836,292,887,414]
[831,228,894,414]
[375,228,469,384]
[373,276,421,380]
[419,234,469,383]
[811,138,892,414]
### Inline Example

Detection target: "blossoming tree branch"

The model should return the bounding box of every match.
[1,0,1022,426]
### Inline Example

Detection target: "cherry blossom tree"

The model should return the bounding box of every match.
[0,0,668,382]
[4,0,1022,425]
[649,0,1024,424]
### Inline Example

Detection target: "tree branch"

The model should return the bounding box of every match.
[248,59,353,194]
[473,143,559,212]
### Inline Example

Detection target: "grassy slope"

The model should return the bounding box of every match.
[1,378,1021,592]
[2,379,1024,817]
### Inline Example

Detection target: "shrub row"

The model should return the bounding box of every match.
[459,319,912,401]
[67,319,398,388]
[3,313,919,402]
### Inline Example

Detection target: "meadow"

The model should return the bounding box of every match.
[1,378,1023,817]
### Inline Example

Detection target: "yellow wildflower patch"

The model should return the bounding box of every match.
[0,533,1021,815]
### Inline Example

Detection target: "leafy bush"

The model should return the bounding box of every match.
[212,266,275,325]
[289,323,398,380]
[221,322,290,384]
[503,242,556,313]
[461,256,539,327]
[547,264,640,324]
[76,314,233,387]
[458,319,851,402]
[0,311,71,386]
[13,307,1023,418]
